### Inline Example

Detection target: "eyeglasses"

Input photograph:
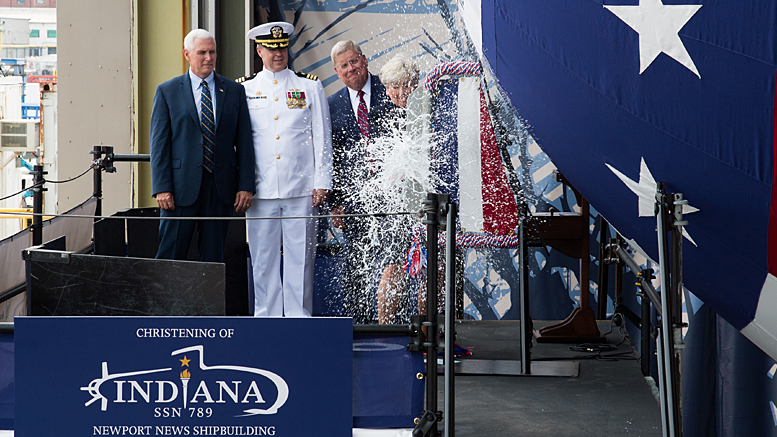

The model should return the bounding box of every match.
[336,57,363,70]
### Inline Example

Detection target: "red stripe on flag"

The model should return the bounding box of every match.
[479,89,518,235]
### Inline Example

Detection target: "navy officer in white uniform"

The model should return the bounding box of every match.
[241,22,333,317]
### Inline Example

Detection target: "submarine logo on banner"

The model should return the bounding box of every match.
[81,345,289,416]
[15,317,353,436]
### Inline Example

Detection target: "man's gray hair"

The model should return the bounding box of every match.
[379,54,420,86]
[331,40,363,64]
[184,29,216,52]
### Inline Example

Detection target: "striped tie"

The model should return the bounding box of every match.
[357,89,369,140]
[200,80,215,173]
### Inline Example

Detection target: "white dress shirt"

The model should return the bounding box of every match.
[347,74,372,118]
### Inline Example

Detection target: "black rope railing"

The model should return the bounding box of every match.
[0,209,418,221]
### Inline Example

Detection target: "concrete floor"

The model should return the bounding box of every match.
[445,320,662,436]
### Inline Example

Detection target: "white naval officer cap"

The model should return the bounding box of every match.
[247,22,294,48]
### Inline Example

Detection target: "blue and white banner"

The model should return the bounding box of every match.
[15,317,352,436]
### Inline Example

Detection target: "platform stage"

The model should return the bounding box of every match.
[449,320,662,436]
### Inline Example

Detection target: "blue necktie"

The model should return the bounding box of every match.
[200,80,215,173]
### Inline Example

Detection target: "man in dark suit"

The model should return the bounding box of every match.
[328,40,389,224]
[327,40,390,322]
[150,29,254,262]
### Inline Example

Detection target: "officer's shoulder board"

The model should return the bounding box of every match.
[235,72,258,83]
[294,71,318,81]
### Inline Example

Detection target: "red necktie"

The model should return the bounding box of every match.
[357,89,369,140]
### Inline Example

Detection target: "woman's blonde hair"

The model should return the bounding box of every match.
[379,54,420,86]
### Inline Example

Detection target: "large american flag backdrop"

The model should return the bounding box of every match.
[471,0,777,357]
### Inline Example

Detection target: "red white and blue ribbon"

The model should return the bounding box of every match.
[405,225,428,278]
[423,61,481,92]
[405,224,520,276]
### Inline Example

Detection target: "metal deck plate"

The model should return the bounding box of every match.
[443,359,579,377]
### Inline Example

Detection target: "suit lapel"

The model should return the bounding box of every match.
[371,74,387,108]
[214,74,226,131]
[342,88,357,124]
[181,74,199,127]
[340,88,359,139]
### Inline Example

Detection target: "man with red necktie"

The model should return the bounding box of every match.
[327,40,390,322]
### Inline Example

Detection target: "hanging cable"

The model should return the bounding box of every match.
[533,314,638,362]
[44,163,96,184]
[0,182,42,202]
[1,164,95,202]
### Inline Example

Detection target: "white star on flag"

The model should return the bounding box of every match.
[606,158,699,246]
[605,0,702,78]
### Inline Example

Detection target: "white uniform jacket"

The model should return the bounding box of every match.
[242,68,333,199]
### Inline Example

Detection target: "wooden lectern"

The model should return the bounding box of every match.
[531,173,604,343]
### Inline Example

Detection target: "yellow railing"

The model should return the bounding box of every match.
[0,209,54,223]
